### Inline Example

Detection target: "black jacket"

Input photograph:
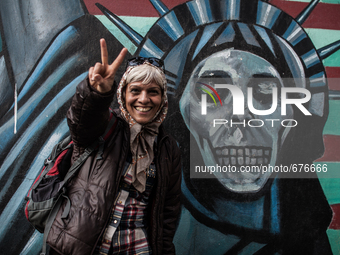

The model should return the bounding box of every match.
[47,78,182,254]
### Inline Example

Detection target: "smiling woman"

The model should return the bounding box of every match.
[120,64,166,124]
[125,81,162,124]
[44,39,181,255]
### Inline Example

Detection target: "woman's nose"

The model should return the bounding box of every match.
[138,91,150,104]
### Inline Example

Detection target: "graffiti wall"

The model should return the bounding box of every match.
[0,0,339,254]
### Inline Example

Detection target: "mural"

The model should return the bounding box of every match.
[0,0,339,254]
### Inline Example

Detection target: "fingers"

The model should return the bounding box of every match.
[89,65,103,89]
[100,38,109,66]
[111,48,127,70]
[89,67,93,80]
[104,47,128,79]
[88,40,128,92]
[93,62,104,75]
[92,62,104,81]
[89,66,94,85]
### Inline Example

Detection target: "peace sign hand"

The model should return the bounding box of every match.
[89,38,128,93]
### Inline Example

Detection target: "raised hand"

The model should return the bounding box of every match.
[89,38,128,93]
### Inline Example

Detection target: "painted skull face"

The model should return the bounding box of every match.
[180,49,294,192]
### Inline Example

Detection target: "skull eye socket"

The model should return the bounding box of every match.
[194,71,233,105]
[249,77,280,105]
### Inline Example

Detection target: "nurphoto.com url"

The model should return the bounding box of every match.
[194,163,328,175]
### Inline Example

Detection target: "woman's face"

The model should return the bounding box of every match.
[125,81,162,124]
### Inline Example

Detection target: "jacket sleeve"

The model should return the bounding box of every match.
[66,77,115,160]
[162,138,182,255]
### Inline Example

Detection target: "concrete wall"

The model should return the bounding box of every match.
[0,0,339,254]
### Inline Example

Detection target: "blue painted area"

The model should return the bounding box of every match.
[19,231,43,255]
[0,56,13,109]
[214,23,236,45]
[192,22,223,60]
[149,0,169,16]
[214,197,265,230]
[282,21,307,47]
[238,23,261,48]
[301,49,321,68]
[256,1,281,29]
[255,26,276,57]
[139,38,164,59]
[180,175,219,221]
[225,0,241,20]
[270,178,280,234]
[182,176,268,230]
[0,0,84,91]
[186,0,214,26]
[0,56,81,155]
[164,30,198,90]
[0,119,69,243]
[274,35,307,83]
[16,26,78,102]
[0,73,86,186]
[309,72,327,88]
[157,12,184,41]
[318,39,340,60]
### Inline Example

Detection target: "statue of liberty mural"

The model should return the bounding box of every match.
[1,0,340,254]
[125,0,339,253]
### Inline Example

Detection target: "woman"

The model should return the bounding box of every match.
[48,39,182,255]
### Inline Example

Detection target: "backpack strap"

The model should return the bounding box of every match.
[41,144,97,254]
[40,189,65,255]
[31,136,72,191]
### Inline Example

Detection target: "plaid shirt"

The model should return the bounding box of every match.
[94,161,156,255]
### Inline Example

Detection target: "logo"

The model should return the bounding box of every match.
[198,82,222,114]
[199,83,312,116]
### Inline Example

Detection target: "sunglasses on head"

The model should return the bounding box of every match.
[125,57,164,71]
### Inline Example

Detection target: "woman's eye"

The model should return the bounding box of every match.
[130,88,140,93]
[149,90,159,94]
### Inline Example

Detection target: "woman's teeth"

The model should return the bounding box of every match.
[135,107,151,112]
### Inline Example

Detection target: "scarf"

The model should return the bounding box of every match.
[117,63,168,193]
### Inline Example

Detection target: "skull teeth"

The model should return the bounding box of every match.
[215,147,271,166]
